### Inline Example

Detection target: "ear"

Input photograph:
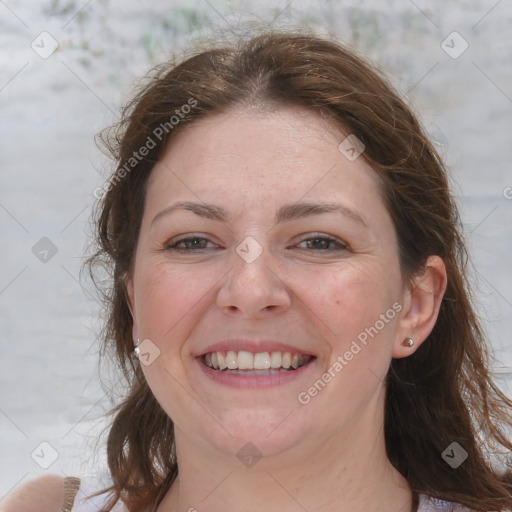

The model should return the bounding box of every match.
[393,255,447,358]
[125,275,139,345]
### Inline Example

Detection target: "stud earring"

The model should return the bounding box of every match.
[402,337,414,348]
[133,338,141,358]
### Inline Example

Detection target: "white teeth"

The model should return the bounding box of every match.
[270,351,282,368]
[203,350,311,371]
[254,352,271,370]
[226,350,237,369]
[237,351,253,369]
[218,351,227,370]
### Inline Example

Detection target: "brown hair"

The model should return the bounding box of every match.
[86,30,512,512]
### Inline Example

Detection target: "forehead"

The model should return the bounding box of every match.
[146,105,383,209]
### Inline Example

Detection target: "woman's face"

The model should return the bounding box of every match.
[127,105,411,459]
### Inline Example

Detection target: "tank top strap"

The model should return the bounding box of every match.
[62,477,81,512]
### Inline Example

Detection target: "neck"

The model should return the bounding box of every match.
[158,392,413,512]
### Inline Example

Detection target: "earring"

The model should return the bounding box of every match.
[133,338,141,358]
[402,337,414,348]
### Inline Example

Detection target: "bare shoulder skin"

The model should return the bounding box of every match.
[0,474,65,512]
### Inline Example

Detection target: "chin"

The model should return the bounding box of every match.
[197,407,313,461]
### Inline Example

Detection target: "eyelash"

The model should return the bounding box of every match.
[164,234,349,253]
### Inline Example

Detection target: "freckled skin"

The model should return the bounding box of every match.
[126,105,446,512]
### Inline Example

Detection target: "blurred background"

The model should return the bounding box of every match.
[1,0,511,497]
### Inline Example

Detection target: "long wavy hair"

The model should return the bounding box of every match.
[86,30,512,512]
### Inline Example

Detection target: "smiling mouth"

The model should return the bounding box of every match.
[202,350,313,373]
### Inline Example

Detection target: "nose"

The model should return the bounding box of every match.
[216,240,291,318]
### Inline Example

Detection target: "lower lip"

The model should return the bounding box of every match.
[195,357,317,389]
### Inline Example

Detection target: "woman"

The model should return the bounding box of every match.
[4,31,511,512]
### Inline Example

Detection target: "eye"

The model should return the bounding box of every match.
[163,234,348,253]
[294,234,349,252]
[164,235,218,252]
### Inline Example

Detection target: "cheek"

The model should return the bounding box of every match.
[305,262,393,339]
[134,262,214,342]
[133,262,213,423]
[298,265,398,416]
[302,260,400,391]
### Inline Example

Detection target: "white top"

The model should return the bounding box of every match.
[70,476,127,512]
[70,475,475,511]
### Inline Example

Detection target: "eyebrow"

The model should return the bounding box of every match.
[151,200,368,228]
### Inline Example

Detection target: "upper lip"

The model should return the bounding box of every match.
[197,338,315,357]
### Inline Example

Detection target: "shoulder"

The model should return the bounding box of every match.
[0,474,125,512]
[0,474,66,512]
